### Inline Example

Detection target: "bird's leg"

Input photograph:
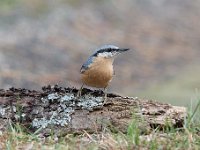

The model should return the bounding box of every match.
[77,84,84,98]
[103,87,108,104]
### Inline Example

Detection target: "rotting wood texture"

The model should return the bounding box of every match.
[0,85,186,137]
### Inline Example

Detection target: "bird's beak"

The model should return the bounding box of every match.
[119,48,130,52]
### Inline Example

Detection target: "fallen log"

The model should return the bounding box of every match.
[0,85,186,137]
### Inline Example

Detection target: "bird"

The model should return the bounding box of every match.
[78,45,130,102]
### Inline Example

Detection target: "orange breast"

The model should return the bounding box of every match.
[81,57,114,88]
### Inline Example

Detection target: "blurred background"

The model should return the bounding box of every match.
[0,0,200,108]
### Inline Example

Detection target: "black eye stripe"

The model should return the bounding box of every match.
[93,48,118,56]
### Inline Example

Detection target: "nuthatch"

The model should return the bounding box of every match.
[78,45,129,101]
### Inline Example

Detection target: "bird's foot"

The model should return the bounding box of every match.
[102,92,107,105]
[76,84,84,98]
[76,90,82,99]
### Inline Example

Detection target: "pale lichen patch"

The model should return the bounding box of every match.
[47,93,60,101]
[31,92,104,129]
[60,94,74,102]
[32,118,49,129]
[32,109,74,129]
[77,95,103,110]
[0,106,5,117]
[32,93,75,129]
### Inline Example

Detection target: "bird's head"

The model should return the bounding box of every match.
[93,45,129,58]
[80,45,130,73]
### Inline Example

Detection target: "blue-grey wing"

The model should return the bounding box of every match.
[80,56,94,73]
